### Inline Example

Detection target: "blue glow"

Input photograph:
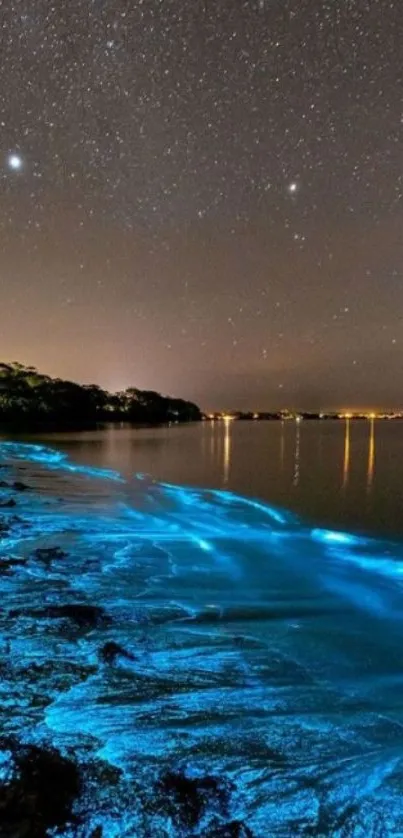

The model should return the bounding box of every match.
[311,528,363,546]
[0,441,123,481]
[195,537,213,552]
[2,442,403,835]
[213,489,289,525]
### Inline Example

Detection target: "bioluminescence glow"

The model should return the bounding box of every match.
[1,442,403,836]
[0,441,123,481]
[311,528,363,546]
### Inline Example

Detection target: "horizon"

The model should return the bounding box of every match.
[2,358,402,416]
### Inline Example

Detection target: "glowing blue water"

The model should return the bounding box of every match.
[1,442,403,835]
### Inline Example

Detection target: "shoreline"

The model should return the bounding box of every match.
[2,443,403,835]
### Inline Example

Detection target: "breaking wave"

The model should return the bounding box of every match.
[1,442,403,836]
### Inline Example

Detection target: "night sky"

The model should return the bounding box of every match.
[0,1,402,410]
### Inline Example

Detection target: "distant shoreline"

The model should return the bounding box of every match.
[205,411,403,422]
[0,362,202,430]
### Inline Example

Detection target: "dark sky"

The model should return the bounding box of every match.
[0,1,402,410]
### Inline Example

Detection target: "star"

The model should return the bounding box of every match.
[7,154,23,171]
[0,0,401,415]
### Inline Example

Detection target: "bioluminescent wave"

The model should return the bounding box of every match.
[1,443,403,836]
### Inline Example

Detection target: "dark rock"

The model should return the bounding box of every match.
[48,604,110,629]
[40,604,110,630]
[157,770,233,829]
[204,821,255,838]
[0,498,16,508]
[0,742,81,837]
[32,546,68,565]
[90,828,103,838]
[10,604,111,632]
[99,641,137,664]
[13,481,30,492]
[0,556,26,574]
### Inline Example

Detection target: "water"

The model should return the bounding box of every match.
[8,418,403,537]
[1,432,403,835]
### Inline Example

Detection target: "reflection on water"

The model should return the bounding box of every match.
[2,419,401,537]
[203,418,232,484]
[367,417,376,492]
[279,420,285,472]
[342,417,350,490]
[293,421,301,487]
[223,417,232,484]
[209,419,217,461]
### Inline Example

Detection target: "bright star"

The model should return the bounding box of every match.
[8,154,23,171]
[288,181,298,194]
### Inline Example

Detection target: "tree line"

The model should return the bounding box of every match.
[0,362,202,428]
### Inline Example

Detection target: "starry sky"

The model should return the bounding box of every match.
[0,1,402,410]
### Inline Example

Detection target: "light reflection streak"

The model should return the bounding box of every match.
[209,420,217,462]
[342,418,350,489]
[293,422,300,487]
[367,417,376,492]
[223,417,232,484]
[280,421,285,472]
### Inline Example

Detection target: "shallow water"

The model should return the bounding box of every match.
[1,442,403,836]
[7,419,403,538]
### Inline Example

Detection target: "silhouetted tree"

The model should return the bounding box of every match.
[0,362,202,429]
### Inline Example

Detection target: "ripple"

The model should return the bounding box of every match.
[1,441,403,835]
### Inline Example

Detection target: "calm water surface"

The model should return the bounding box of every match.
[9,418,403,537]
